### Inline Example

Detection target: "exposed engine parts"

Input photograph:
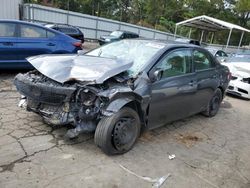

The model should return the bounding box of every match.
[14,70,135,139]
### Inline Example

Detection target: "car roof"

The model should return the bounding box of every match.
[122,38,205,50]
[0,19,60,32]
[0,19,78,40]
[45,23,79,29]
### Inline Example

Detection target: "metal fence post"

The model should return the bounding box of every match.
[119,22,121,30]
[226,29,233,50]
[28,4,31,21]
[95,17,99,39]
[31,4,34,22]
[238,31,244,49]
[67,11,69,24]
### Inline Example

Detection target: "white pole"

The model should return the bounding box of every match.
[226,29,233,50]
[238,31,244,49]
[188,28,192,38]
[174,25,178,39]
[200,30,204,43]
[210,32,214,44]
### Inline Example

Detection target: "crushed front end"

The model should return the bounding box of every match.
[14,71,107,138]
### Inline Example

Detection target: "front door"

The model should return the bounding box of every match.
[148,48,198,129]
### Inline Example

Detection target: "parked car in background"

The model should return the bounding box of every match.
[207,48,228,63]
[222,56,250,99]
[0,20,82,69]
[14,39,230,155]
[175,38,201,46]
[207,49,228,58]
[234,53,250,58]
[98,30,139,45]
[44,24,84,43]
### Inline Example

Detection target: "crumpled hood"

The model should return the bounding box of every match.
[222,62,250,77]
[27,54,133,84]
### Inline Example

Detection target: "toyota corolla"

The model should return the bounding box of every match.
[14,39,230,155]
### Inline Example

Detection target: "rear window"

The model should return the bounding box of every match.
[58,27,78,34]
[0,23,16,37]
[194,50,214,71]
[19,24,56,38]
[20,24,47,38]
[47,31,56,38]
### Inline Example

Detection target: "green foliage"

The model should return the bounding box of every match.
[24,0,250,45]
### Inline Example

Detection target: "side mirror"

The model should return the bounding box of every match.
[152,69,163,82]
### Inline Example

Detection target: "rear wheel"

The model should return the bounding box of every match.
[202,89,222,117]
[94,107,140,155]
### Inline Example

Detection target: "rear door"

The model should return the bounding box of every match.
[17,23,57,60]
[147,48,198,129]
[0,22,19,64]
[192,49,220,112]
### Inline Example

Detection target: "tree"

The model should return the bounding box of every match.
[235,0,250,27]
[24,0,249,45]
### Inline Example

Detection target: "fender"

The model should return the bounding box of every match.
[101,92,143,116]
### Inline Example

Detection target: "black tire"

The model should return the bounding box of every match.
[202,88,222,117]
[94,107,141,155]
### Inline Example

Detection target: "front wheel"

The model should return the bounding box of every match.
[202,89,222,117]
[94,107,141,155]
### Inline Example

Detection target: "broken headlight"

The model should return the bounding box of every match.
[77,89,97,106]
[242,77,250,84]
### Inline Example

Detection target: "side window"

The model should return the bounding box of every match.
[194,50,213,71]
[215,51,221,57]
[58,27,77,34]
[20,24,47,38]
[221,51,228,57]
[47,31,56,38]
[0,23,16,37]
[156,49,192,78]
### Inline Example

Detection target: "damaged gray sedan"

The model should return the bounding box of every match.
[14,40,230,155]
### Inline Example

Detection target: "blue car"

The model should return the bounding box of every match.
[0,20,82,69]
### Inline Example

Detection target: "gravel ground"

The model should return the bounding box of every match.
[0,43,250,188]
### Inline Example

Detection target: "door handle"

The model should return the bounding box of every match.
[47,43,55,46]
[2,42,13,46]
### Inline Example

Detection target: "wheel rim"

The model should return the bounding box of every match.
[112,117,137,152]
[211,96,219,112]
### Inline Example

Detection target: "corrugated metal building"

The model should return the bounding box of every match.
[0,0,22,19]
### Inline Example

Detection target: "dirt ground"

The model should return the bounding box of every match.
[0,44,250,188]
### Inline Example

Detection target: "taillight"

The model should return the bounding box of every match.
[73,42,82,48]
